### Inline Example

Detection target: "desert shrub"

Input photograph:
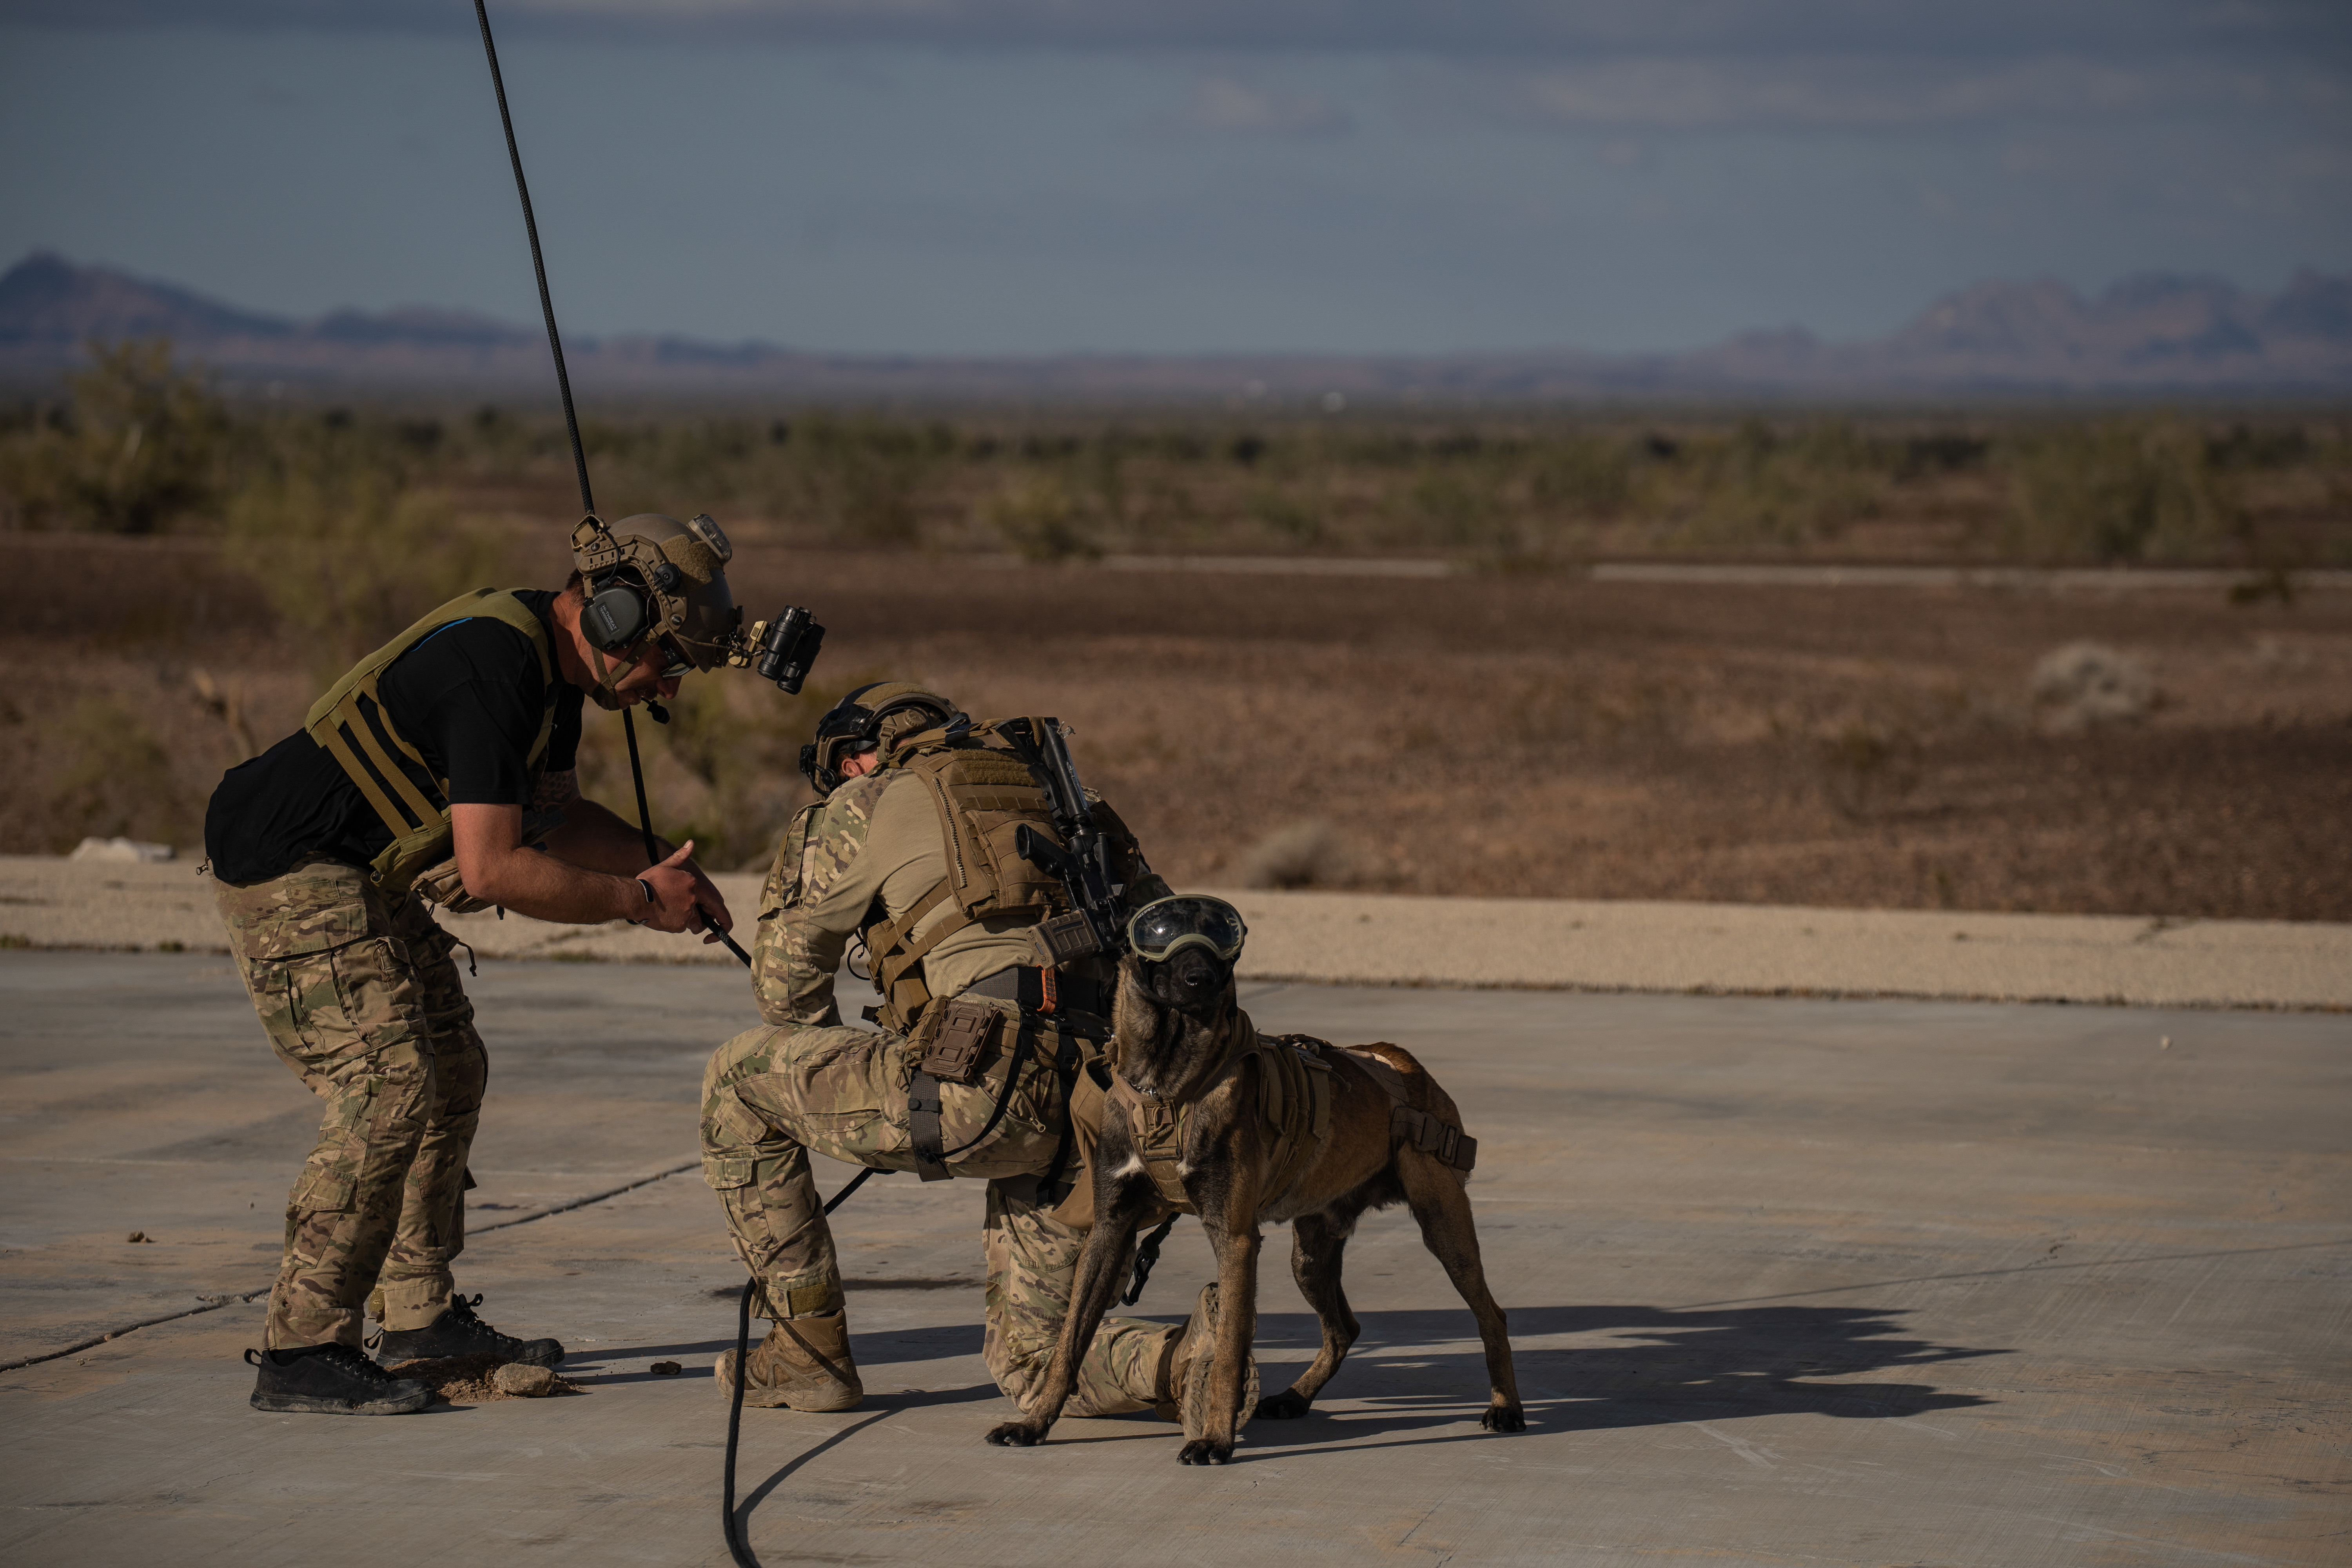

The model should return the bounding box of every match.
[761,415,942,544]
[42,695,189,849]
[1815,718,1924,820]
[2029,642,2154,731]
[1662,419,1884,550]
[1247,485,1323,546]
[1527,433,1636,518]
[222,425,509,676]
[0,339,230,533]
[567,667,883,873]
[989,473,1102,561]
[2004,420,2239,563]
[1236,819,1358,890]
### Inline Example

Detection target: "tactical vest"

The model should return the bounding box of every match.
[859,717,1100,1034]
[303,588,558,897]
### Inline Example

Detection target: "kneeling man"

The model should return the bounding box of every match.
[703,683,1210,1421]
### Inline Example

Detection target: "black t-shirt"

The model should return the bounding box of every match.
[205,589,584,884]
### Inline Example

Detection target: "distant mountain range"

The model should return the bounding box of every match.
[2,251,2347,402]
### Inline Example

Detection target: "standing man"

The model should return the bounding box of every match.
[210,515,739,1416]
[701,683,1239,1428]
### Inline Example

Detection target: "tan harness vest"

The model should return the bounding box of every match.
[303,589,558,896]
[1055,1019,1479,1229]
[1103,1023,1336,1216]
[858,718,1090,1034]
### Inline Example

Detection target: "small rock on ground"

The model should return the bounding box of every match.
[493,1363,557,1397]
[385,1354,577,1404]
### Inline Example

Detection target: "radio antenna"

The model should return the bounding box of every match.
[472,0,595,518]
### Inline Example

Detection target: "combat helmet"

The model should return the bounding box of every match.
[800,681,962,795]
[570,512,742,690]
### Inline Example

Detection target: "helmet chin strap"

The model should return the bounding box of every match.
[585,637,635,708]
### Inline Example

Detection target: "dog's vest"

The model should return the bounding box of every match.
[1102,1027,1334,1216]
[1076,1019,1478,1224]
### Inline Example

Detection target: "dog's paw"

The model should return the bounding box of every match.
[1255,1388,1313,1421]
[1177,1437,1236,1466]
[1481,1402,1527,1434]
[985,1421,1048,1447]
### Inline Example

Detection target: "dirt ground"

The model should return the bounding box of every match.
[9,535,2349,921]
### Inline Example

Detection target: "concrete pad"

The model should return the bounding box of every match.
[7,857,2349,1009]
[3,953,2346,1567]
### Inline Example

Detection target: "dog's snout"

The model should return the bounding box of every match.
[1169,946,1225,995]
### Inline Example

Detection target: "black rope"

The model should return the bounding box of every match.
[470,16,767,1561]
[724,1165,881,1567]
[621,707,658,862]
[472,0,593,518]
[723,1275,756,1567]
[1123,1216,1178,1306]
[622,706,754,964]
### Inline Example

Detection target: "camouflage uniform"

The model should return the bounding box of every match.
[703,763,1178,1416]
[216,857,485,1349]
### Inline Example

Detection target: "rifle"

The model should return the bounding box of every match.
[1007,718,1127,965]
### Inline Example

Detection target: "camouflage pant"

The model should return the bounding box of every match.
[702,1004,1179,1417]
[216,857,486,1349]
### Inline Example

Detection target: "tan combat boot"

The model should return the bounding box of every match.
[714,1310,863,1412]
[1155,1283,1259,1440]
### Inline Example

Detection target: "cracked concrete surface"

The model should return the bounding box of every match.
[2,953,2345,1567]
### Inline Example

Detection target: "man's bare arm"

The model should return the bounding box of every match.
[452,802,721,935]
[529,768,733,935]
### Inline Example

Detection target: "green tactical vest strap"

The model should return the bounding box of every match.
[303,588,558,896]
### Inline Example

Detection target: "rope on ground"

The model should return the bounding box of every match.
[0,1161,705,1371]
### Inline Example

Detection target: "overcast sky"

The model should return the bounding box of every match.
[1,1,2345,355]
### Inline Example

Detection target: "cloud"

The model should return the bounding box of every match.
[1183,73,1351,136]
[1438,52,2347,132]
[15,0,2348,60]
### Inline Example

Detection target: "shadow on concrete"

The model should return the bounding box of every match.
[1236,1301,2000,1455]
[733,1409,897,1564]
[577,1303,1998,1468]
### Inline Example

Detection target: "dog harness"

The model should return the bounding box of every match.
[1103,1023,1335,1215]
[1093,1018,1479,1220]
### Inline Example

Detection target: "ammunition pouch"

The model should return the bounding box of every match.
[915,996,998,1087]
[1025,909,1105,968]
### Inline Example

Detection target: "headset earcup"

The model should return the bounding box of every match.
[582,583,645,651]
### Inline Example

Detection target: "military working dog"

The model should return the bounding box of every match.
[983,937,1523,1464]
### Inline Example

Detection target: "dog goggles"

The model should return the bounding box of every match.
[1125,895,1249,963]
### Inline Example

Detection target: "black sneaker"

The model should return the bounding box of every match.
[247,1343,432,1415]
[372,1293,564,1368]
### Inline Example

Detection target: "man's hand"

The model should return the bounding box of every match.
[637,840,734,942]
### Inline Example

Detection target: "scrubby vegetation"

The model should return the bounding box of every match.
[4,342,2348,915]
[4,340,2347,573]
